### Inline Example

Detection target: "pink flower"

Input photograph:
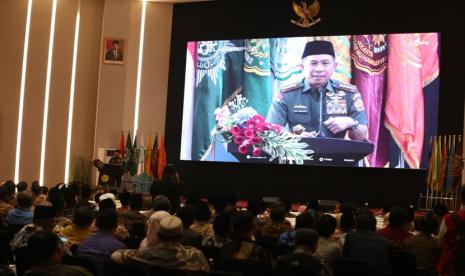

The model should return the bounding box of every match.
[244,128,255,138]
[238,144,249,154]
[214,106,230,121]
[244,120,255,127]
[249,136,261,145]
[264,123,273,130]
[230,125,242,136]
[252,147,262,157]
[255,123,265,133]
[272,124,283,133]
[252,115,265,124]
[234,136,245,145]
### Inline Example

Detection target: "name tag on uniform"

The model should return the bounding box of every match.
[293,105,308,113]
[326,98,347,115]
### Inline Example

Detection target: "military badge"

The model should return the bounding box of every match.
[326,99,347,115]
[354,97,365,111]
[291,0,321,28]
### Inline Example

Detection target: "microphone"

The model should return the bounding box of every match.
[319,89,325,137]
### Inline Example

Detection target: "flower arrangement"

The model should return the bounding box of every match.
[213,95,312,164]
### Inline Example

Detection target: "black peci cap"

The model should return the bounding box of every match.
[302,40,335,59]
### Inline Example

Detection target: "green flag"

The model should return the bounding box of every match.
[242,39,273,116]
[124,133,133,173]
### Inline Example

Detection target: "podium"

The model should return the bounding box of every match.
[97,164,123,187]
[227,137,374,167]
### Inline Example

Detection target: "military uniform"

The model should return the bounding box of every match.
[266,78,368,139]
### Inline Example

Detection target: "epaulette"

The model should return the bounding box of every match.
[280,82,303,93]
[334,81,358,93]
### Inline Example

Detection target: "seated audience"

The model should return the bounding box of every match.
[10,202,58,251]
[77,184,97,212]
[177,205,202,247]
[6,191,34,226]
[260,203,292,239]
[112,216,210,272]
[31,181,44,206]
[202,210,233,248]
[76,209,127,273]
[275,229,323,276]
[279,212,314,249]
[117,190,130,214]
[191,201,214,238]
[343,213,390,275]
[59,205,95,247]
[220,211,272,262]
[1,180,17,206]
[377,206,412,244]
[25,231,91,276]
[119,193,146,235]
[47,188,72,229]
[402,212,439,273]
[314,214,341,276]
[337,211,355,247]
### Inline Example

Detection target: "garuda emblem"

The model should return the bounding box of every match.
[291,0,321,28]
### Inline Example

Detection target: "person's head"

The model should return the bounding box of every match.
[33,201,57,231]
[355,213,377,231]
[152,195,172,213]
[96,208,118,232]
[2,180,16,196]
[40,186,48,196]
[294,229,319,253]
[301,40,336,90]
[63,184,79,209]
[231,211,254,239]
[213,210,233,239]
[195,201,212,222]
[119,191,130,207]
[316,214,337,238]
[112,40,120,50]
[295,212,314,230]
[31,181,41,197]
[388,206,409,228]
[17,191,33,209]
[270,205,286,223]
[99,198,116,211]
[340,212,355,233]
[16,181,28,192]
[93,159,104,169]
[176,205,196,228]
[73,205,94,229]
[79,183,92,201]
[28,231,64,264]
[414,212,437,235]
[114,150,121,157]
[47,189,65,215]
[129,193,143,211]
[157,216,183,242]
[162,164,177,178]
[307,200,320,211]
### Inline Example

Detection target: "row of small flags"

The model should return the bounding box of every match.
[426,135,463,193]
[119,131,166,179]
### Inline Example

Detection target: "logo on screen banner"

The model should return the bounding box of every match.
[351,35,387,75]
[291,0,321,28]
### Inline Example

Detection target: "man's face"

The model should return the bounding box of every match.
[302,54,336,89]
[112,43,119,51]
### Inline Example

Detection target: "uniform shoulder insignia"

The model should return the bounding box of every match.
[280,82,303,93]
[335,81,358,93]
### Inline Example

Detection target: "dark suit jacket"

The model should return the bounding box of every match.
[105,49,123,61]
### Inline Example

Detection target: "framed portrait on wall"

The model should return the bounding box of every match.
[103,37,125,65]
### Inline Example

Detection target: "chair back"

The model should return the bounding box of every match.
[333,258,376,276]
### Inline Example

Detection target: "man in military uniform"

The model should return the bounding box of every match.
[267,40,368,141]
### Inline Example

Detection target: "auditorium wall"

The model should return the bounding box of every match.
[0,0,172,186]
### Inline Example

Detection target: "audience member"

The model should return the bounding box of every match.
[25,231,91,276]
[279,212,314,249]
[0,186,13,219]
[1,180,16,206]
[31,181,44,206]
[76,209,127,273]
[177,205,202,247]
[16,181,28,193]
[112,216,210,272]
[140,210,171,249]
[78,184,97,212]
[202,210,233,248]
[343,213,390,275]
[220,211,272,263]
[59,205,95,247]
[6,191,33,226]
[150,164,184,214]
[191,201,214,238]
[314,214,341,276]
[119,193,146,235]
[377,206,412,244]
[260,203,292,239]
[275,229,323,276]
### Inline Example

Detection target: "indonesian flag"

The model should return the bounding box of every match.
[384,33,439,168]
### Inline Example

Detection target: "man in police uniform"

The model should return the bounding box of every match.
[267,40,368,141]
